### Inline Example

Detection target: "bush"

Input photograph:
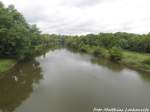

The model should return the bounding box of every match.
[79,45,89,53]
[79,46,87,52]
[142,57,150,65]
[92,47,105,57]
[109,47,123,61]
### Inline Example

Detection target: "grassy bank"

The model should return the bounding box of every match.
[122,51,150,72]
[69,45,150,73]
[0,59,16,73]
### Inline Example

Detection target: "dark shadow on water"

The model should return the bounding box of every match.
[67,48,150,82]
[91,56,150,83]
[0,60,43,112]
[91,57,124,72]
[66,48,124,72]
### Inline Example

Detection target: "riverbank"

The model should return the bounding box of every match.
[0,48,149,74]
[103,50,150,73]
[0,59,16,73]
[68,46,150,73]
[121,51,150,73]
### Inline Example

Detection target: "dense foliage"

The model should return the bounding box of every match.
[142,57,150,65]
[0,2,60,60]
[109,47,123,61]
[63,33,150,63]
[64,33,150,54]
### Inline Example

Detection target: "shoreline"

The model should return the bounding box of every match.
[67,47,150,74]
[0,48,150,74]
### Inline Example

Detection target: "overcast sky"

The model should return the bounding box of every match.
[1,0,150,35]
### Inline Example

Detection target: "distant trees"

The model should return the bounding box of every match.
[63,32,150,62]
[64,32,150,54]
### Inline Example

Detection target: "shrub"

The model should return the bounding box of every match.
[142,57,150,65]
[79,45,89,53]
[92,47,105,57]
[109,47,123,61]
[80,46,87,52]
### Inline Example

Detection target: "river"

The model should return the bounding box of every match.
[0,49,150,112]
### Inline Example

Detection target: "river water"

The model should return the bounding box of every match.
[0,49,150,112]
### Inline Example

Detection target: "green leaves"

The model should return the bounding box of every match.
[0,2,47,60]
[109,47,123,62]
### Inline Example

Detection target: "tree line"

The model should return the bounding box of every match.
[63,32,150,62]
[63,32,150,53]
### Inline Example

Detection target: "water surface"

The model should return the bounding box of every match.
[0,49,150,112]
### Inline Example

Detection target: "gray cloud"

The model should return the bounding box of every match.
[1,0,150,35]
[59,0,117,8]
[60,0,100,8]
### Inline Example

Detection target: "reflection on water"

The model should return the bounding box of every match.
[0,49,150,112]
[91,57,124,72]
[91,56,150,82]
[0,60,43,112]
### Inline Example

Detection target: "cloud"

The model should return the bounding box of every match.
[59,0,119,8]
[1,0,150,35]
[60,0,101,8]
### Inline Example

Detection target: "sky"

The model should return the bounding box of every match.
[1,0,150,35]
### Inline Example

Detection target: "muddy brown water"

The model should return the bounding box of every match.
[0,49,150,112]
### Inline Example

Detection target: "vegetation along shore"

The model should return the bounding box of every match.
[0,1,150,73]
